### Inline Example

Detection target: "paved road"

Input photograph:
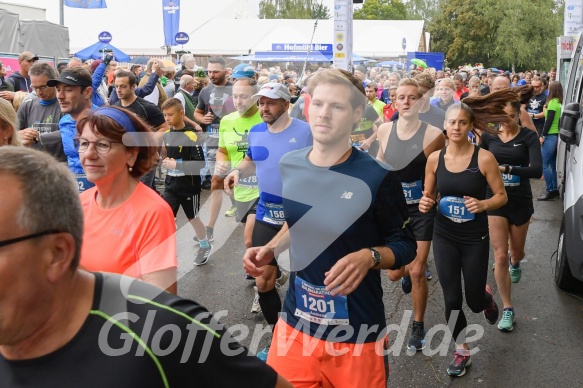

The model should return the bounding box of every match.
[175,179,583,386]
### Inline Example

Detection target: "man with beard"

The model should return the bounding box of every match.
[194,56,235,226]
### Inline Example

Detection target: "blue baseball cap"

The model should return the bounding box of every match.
[232,63,255,79]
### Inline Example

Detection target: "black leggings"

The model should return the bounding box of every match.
[432,233,492,344]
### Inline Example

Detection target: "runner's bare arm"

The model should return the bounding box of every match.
[215,147,230,175]
[243,223,289,277]
[142,267,178,294]
[224,156,256,193]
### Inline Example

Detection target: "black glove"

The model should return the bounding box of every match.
[103,54,114,65]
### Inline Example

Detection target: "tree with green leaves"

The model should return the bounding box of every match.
[258,0,330,19]
[429,0,563,70]
[405,0,441,22]
[353,0,407,20]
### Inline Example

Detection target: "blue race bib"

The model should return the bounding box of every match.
[401,180,423,204]
[294,276,349,325]
[262,202,285,225]
[167,158,185,177]
[208,124,220,138]
[238,174,258,188]
[76,174,95,193]
[438,196,475,223]
[501,172,520,187]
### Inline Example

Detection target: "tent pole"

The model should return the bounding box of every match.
[59,0,64,26]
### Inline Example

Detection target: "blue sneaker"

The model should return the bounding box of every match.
[402,276,412,294]
[407,325,426,351]
[256,342,270,361]
[425,268,432,280]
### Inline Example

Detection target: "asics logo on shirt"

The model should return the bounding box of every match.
[340,191,353,199]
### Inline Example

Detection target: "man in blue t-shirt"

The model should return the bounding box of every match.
[241,70,416,387]
[224,82,312,360]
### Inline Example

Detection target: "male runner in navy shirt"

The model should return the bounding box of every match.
[243,69,416,387]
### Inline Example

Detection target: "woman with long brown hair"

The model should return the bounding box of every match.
[537,81,564,200]
[478,87,542,332]
[419,90,513,377]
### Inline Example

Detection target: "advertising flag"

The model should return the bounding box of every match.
[64,0,107,8]
[162,0,181,46]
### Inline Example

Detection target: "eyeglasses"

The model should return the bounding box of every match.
[32,85,50,92]
[74,138,123,154]
[0,229,62,249]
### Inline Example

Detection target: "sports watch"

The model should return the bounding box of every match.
[369,248,381,267]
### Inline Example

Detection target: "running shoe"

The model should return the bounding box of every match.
[447,349,472,377]
[256,341,270,362]
[425,268,432,280]
[193,226,215,244]
[483,284,499,325]
[224,205,237,217]
[245,273,255,281]
[497,308,515,332]
[401,276,412,294]
[275,270,289,289]
[194,243,212,266]
[251,286,261,313]
[509,261,522,283]
[407,325,426,351]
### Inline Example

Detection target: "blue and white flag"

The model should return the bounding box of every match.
[162,0,181,46]
[64,0,107,8]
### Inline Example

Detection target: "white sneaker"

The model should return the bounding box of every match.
[251,286,261,313]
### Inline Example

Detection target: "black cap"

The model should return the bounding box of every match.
[47,69,92,87]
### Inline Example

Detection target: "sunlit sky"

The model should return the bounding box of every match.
[8,0,338,51]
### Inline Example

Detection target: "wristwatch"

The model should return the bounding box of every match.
[369,248,381,268]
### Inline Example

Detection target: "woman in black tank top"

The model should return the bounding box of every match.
[376,78,445,352]
[419,98,508,378]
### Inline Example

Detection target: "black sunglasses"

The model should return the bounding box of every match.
[0,230,62,249]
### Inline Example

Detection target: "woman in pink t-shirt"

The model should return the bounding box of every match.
[76,106,178,293]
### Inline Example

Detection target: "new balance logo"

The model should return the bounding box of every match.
[289,138,297,143]
[340,192,353,199]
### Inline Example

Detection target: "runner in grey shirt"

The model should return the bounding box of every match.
[17,62,62,145]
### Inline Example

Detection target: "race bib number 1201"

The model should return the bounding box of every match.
[294,276,349,325]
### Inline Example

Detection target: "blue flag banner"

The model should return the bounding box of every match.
[64,0,107,8]
[162,0,181,46]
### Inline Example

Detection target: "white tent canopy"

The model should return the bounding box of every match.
[186,19,424,58]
